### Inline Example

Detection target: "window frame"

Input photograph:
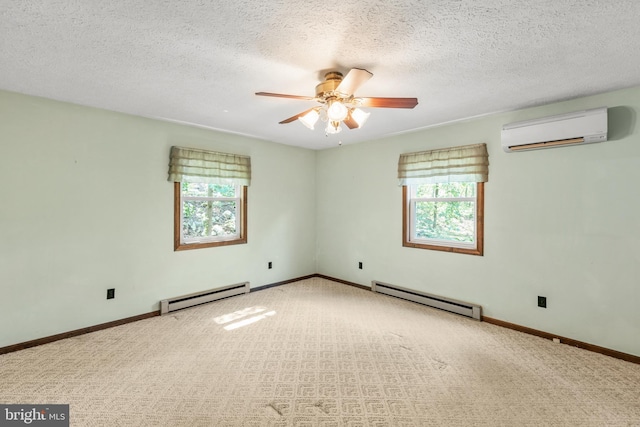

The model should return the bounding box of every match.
[174,182,247,251]
[402,182,484,256]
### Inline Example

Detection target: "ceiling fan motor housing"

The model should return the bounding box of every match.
[315,72,344,99]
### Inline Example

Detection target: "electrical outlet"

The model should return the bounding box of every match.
[107,288,115,300]
[268,262,272,269]
[358,262,363,270]
[538,296,547,308]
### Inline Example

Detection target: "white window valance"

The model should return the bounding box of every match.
[168,146,251,186]
[398,143,489,185]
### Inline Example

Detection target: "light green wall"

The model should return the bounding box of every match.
[0,90,317,348]
[2,86,639,358]
[316,86,640,357]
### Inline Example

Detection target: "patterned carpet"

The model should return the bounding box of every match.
[1,277,639,426]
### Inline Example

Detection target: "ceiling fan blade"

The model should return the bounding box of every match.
[256,92,315,101]
[359,97,418,109]
[336,68,373,96]
[343,111,359,129]
[279,108,317,124]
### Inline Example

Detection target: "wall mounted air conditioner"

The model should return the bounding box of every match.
[501,107,607,152]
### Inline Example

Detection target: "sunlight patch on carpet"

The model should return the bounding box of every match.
[214,306,268,324]
[223,310,276,331]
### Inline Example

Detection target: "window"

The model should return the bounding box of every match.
[174,182,247,250]
[398,143,488,256]
[168,146,250,251]
[403,182,484,255]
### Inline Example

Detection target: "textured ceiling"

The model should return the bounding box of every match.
[2,1,640,150]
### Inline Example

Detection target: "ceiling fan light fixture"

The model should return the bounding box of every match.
[298,109,320,129]
[327,100,348,122]
[257,68,418,138]
[351,108,370,128]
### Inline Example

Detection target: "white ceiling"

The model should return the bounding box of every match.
[2,1,640,150]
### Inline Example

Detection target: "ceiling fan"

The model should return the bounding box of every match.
[256,68,418,135]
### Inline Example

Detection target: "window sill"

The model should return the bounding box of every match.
[174,237,247,251]
[402,241,483,256]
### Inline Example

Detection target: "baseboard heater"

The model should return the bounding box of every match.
[371,281,482,320]
[160,282,250,315]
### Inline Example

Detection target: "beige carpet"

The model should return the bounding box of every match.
[1,277,639,426]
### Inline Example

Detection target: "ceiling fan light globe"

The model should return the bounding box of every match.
[298,109,319,130]
[351,108,370,128]
[327,101,348,122]
[325,121,342,134]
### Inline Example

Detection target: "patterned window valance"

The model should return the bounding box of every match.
[168,146,251,186]
[398,143,488,185]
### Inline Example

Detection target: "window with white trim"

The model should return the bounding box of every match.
[179,182,245,245]
[404,182,484,255]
